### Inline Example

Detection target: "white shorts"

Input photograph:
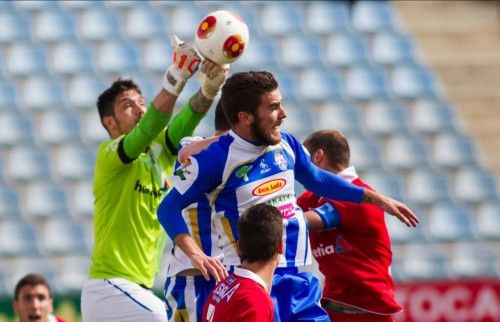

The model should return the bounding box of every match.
[81,278,168,322]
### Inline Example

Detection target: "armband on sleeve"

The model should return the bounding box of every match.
[312,202,340,230]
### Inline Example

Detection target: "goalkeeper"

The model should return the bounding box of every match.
[80,35,227,322]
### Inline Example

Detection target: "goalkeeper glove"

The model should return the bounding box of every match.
[200,61,229,100]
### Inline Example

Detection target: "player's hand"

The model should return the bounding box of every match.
[363,190,419,227]
[200,60,229,100]
[163,35,202,96]
[189,252,228,282]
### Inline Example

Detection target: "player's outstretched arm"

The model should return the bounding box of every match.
[362,189,419,227]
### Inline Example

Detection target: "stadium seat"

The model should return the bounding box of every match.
[105,0,146,10]
[298,68,344,102]
[391,65,439,99]
[0,112,34,147]
[52,145,95,181]
[13,0,57,12]
[3,146,51,183]
[314,103,363,136]
[280,105,315,140]
[0,82,18,111]
[363,170,405,201]
[23,182,69,221]
[4,257,58,295]
[4,43,47,77]
[60,0,100,11]
[50,41,94,76]
[427,202,475,242]
[67,74,108,111]
[123,6,167,41]
[348,135,385,172]
[80,110,110,147]
[32,8,76,43]
[324,33,370,68]
[453,167,498,204]
[71,180,94,218]
[384,135,430,171]
[345,66,391,101]
[54,255,90,294]
[400,244,450,280]
[0,187,21,220]
[141,37,173,73]
[96,40,140,75]
[259,3,304,37]
[40,218,88,255]
[449,242,497,278]
[0,220,39,257]
[37,111,82,146]
[279,35,323,70]
[476,201,500,240]
[432,133,478,169]
[78,8,121,42]
[21,75,65,111]
[0,8,31,44]
[372,32,417,66]
[386,203,427,244]
[305,1,350,35]
[265,68,299,103]
[167,5,205,40]
[406,168,451,206]
[236,36,278,70]
[363,102,409,137]
[352,1,398,33]
[410,99,459,135]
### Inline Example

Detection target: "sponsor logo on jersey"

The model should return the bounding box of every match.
[259,158,271,174]
[173,158,192,181]
[312,243,335,258]
[133,180,166,198]
[235,165,252,182]
[274,150,288,171]
[212,280,240,303]
[252,179,286,196]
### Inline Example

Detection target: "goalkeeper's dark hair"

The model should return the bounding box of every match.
[214,99,230,132]
[14,273,52,300]
[97,78,142,130]
[238,204,282,263]
[221,71,278,125]
[303,130,350,170]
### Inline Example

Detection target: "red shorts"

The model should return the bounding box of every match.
[326,309,395,322]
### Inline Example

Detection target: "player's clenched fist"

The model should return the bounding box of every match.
[163,35,202,96]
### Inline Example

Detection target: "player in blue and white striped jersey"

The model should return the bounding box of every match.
[158,71,418,322]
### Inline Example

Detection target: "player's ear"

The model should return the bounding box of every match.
[237,111,254,125]
[236,240,241,257]
[277,241,283,255]
[103,115,117,133]
[313,149,324,164]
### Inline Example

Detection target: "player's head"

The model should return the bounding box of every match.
[237,204,283,264]
[221,71,286,145]
[13,273,54,322]
[214,99,231,135]
[303,130,350,173]
[97,78,146,139]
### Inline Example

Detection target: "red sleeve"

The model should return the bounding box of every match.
[297,190,321,210]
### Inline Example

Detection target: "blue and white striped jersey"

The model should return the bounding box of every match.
[158,130,364,268]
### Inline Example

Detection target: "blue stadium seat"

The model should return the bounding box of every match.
[167,5,205,40]
[298,68,344,102]
[0,112,34,146]
[314,104,363,136]
[427,202,475,242]
[363,170,405,201]
[40,218,88,255]
[142,37,173,73]
[352,1,398,33]
[410,99,459,135]
[13,0,57,12]
[236,36,278,70]
[324,33,370,68]
[55,255,90,294]
[5,43,47,77]
[0,8,31,44]
[0,82,19,111]
[279,35,322,70]
[67,74,107,110]
[32,8,76,43]
[280,105,315,140]
[80,110,110,147]
[24,182,69,220]
[400,244,450,280]
[372,32,417,66]
[476,201,500,240]
[0,187,21,220]
[363,102,409,137]
[453,168,497,204]
[0,220,39,256]
[406,168,451,206]
[265,68,299,103]
[349,135,385,172]
[305,1,350,35]
[4,257,58,295]
[21,75,65,111]
[52,145,95,181]
[123,6,167,41]
[432,133,478,169]
[78,8,121,42]
[37,111,82,146]
[384,135,430,171]
[449,243,497,278]
[259,3,304,37]
[345,66,391,100]
[50,41,94,76]
[3,147,51,183]
[391,65,439,99]
[71,180,94,218]
[60,0,100,11]
[105,0,146,10]
[96,40,140,75]
[386,203,427,244]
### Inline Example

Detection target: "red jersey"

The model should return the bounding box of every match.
[297,166,402,316]
[202,267,274,322]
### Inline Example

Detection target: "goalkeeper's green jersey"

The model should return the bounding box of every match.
[89,102,205,288]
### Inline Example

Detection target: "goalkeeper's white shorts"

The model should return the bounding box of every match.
[81,278,167,322]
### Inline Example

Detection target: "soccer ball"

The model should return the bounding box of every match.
[194,10,249,65]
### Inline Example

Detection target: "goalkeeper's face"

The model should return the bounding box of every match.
[110,89,146,137]
[250,89,287,145]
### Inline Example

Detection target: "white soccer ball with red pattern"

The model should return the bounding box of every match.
[194,10,249,65]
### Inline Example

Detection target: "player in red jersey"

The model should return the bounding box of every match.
[298,130,405,322]
[202,204,283,322]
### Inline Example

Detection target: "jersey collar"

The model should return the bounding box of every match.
[338,166,358,183]
[234,267,268,292]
